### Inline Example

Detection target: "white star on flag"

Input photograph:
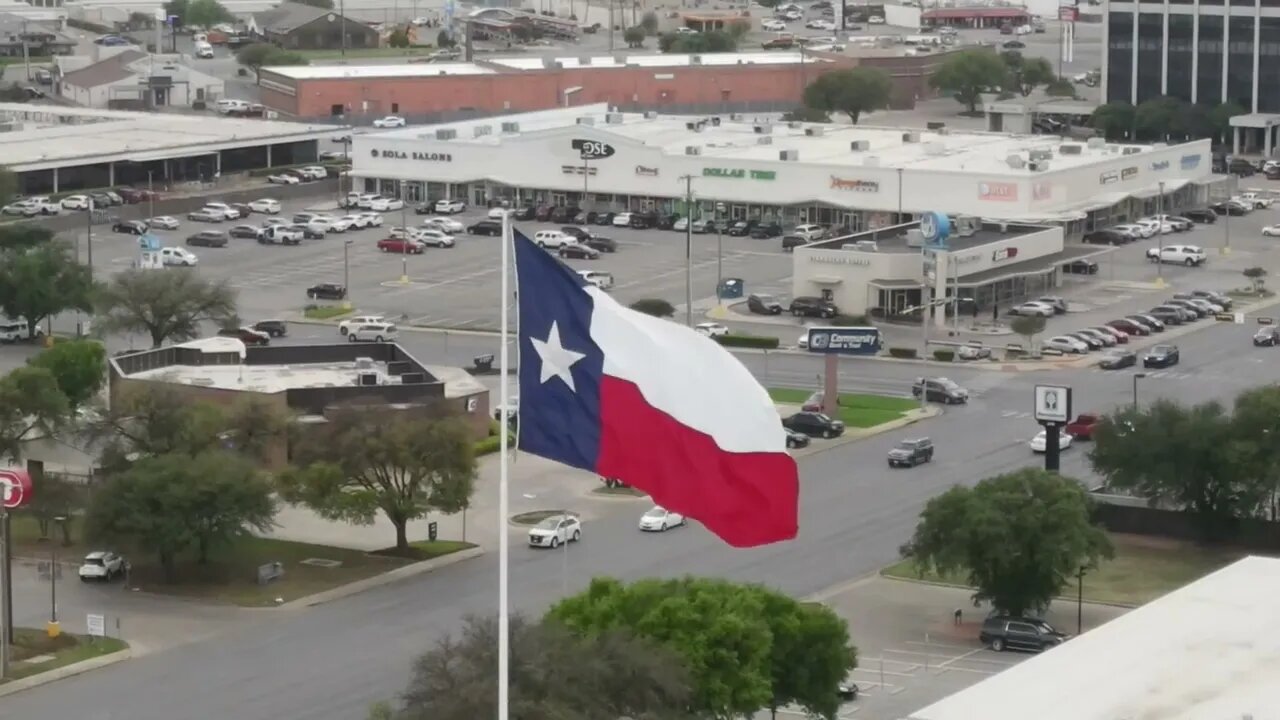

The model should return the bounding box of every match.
[531,321,586,392]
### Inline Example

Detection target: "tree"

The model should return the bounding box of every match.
[1044,76,1077,98]
[1208,101,1246,145]
[0,165,15,205]
[1230,386,1280,521]
[1244,266,1268,294]
[1009,314,1045,351]
[629,298,675,318]
[279,404,476,552]
[27,339,106,410]
[388,27,410,48]
[95,268,238,348]
[660,29,737,54]
[623,26,645,48]
[127,11,154,29]
[1135,96,1188,141]
[0,366,68,464]
[1090,101,1135,141]
[802,67,892,124]
[22,471,79,545]
[0,239,95,339]
[86,451,275,579]
[293,0,333,7]
[437,29,455,48]
[1090,400,1259,538]
[0,224,53,252]
[265,50,309,67]
[550,577,775,718]
[640,10,658,34]
[1000,52,1054,97]
[383,614,692,720]
[184,0,233,28]
[759,592,857,720]
[929,49,1007,114]
[235,42,277,80]
[902,468,1112,617]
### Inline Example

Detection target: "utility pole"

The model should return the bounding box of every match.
[1154,180,1165,287]
[680,174,695,328]
[86,200,95,281]
[340,0,348,57]
[147,170,155,219]
[400,184,409,284]
[608,0,614,52]
[20,20,31,82]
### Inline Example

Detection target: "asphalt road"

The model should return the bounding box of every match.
[2,309,1274,720]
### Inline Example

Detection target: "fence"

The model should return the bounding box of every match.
[1090,495,1280,551]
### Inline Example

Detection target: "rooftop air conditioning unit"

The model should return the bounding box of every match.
[1006,154,1025,168]
[435,128,457,140]
[687,121,705,132]
[354,357,375,371]
[1058,144,1083,155]
[954,216,980,237]
[605,112,623,124]
[711,116,721,126]
[864,155,881,167]
[805,126,824,136]
[576,116,595,126]
[902,131,921,143]
[691,54,703,64]
[1087,137,1106,149]
[1028,149,1052,161]
[685,145,702,155]
[1028,160,1050,171]
[904,229,925,247]
[473,125,492,138]
[757,136,773,145]
[644,110,658,119]
[730,113,743,121]
[850,140,870,151]
[753,122,773,134]
[500,121,520,133]
[1123,146,1141,155]
[357,372,379,387]
[926,121,946,131]
[923,141,946,156]
[788,120,802,129]
[779,149,799,161]
[612,54,626,64]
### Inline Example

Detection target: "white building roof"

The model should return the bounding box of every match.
[131,357,399,394]
[0,103,344,171]
[486,51,826,70]
[369,103,1171,177]
[262,62,497,80]
[908,555,1280,720]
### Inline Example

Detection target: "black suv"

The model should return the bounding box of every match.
[782,411,845,439]
[467,220,503,236]
[782,235,807,252]
[187,231,228,247]
[789,296,837,319]
[912,377,969,404]
[747,293,783,315]
[629,212,657,229]
[307,283,347,300]
[252,319,288,337]
[979,616,1067,653]
[582,236,617,253]
[887,437,934,468]
[1182,208,1216,223]
[750,222,783,239]
[726,220,757,237]
[112,220,148,235]
[1083,229,1126,245]
[550,206,582,223]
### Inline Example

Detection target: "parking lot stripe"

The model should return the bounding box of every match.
[852,663,918,677]
[901,639,981,652]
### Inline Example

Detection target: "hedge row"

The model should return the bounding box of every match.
[829,313,871,327]
[714,333,780,349]
[932,349,955,362]
[888,347,918,359]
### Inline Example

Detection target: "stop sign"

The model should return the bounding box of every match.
[0,469,32,509]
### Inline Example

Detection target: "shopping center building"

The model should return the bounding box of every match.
[350,103,1221,237]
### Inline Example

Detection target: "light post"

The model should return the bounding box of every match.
[85,199,95,282]
[343,239,353,310]
[1154,180,1165,287]
[1132,372,1146,408]
[49,515,65,638]
[400,185,410,284]
[1076,565,1086,634]
[714,201,726,292]
[147,170,155,220]
[897,167,904,221]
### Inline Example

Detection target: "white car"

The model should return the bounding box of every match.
[339,314,386,335]
[797,332,809,349]
[868,14,885,23]
[527,514,581,548]
[1237,192,1273,209]
[805,18,835,29]
[487,207,507,219]
[262,225,303,244]
[389,226,427,241]
[1109,224,1145,240]
[1029,429,1073,453]
[149,215,180,230]
[369,197,405,212]
[761,18,786,30]
[347,321,398,342]
[1147,245,1206,266]
[673,26,698,34]
[612,212,633,227]
[418,229,455,247]
[328,216,356,233]
[435,199,466,214]
[298,166,327,181]
[1043,336,1089,354]
[248,198,281,214]
[372,115,407,128]
[792,223,826,240]
[423,216,465,233]
[202,202,240,220]
[1009,301,1055,317]
[673,217,689,231]
[267,173,300,185]
[695,322,729,337]
[1264,224,1280,237]
[1136,218,1175,234]
[61,194,91,210]
[159,246,198,266]
[638,506,686,532]
[78,551,125,581]
[358,212,383,227]
[344,213,372,229]
[577,269,614,289]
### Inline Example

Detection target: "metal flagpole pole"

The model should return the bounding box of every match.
[682,174,694,327]
[497,209,512,720]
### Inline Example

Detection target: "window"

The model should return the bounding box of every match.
[390,102,399,113]
[1260,17,1280,110]
[1228,15,1256,108]
[1167,14,1195,101]
[1198,15,1225,103]
[1136,13,1164,102]
[1108,12,1135,103]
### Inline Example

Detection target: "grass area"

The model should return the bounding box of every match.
[5,628,128,682]
[881,533,1245,607]
[591,485,648,497]
[511,510,575,525]
[371,539,475,561]
[295,47,436,60]
[303,305,352,320]
[0,56,52,67]
[1227,287,1276,299]
[768,387,917,428]
[8,514,89,558]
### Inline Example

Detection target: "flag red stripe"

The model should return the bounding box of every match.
[594,376,799,547]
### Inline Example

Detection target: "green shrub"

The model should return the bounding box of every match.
[932,349,955,362]
[888,347,918,359]
[715,333,780,349]
[830,313,871,327]
[474,436,501,456]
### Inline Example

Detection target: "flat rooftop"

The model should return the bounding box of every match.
[370,103,1182,176]
[0,103,342,170]
[262,62,497,80]
[130,357,418,394]
[909,555,1280,720]
[805,220,1052,254]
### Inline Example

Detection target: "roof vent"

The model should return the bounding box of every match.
[605,112,624,124]
[501,121,520,133]
[926,121,946,131]
[711,116,721,126]
[787,120,802,129]
[354,357,375,370]
[1058,144,1083,155]
[472,124,492,138]
[686,120,704,132]
[1028,148,1052,161]
[902,131,921,143]
[435,128,457,140]
[644,110,658,119]
[1006,154,1025,168]
[1122,146,1141,155]
[685,145,702,155]
[691,54,703,64]
[1028,160,1050,171]
[850,140,870,151]
[576,116,595,126]
[753,122,773,134]
[578,55,592,65]
[779,149,799,161]
[804,126,824,137]
[864,155,881,167]
[757,136,773,145]
[357,372,379,387]
[923,141,946,156]
[1086,137,1106,149]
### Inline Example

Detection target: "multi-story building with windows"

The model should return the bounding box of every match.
[1104,0,1280,154]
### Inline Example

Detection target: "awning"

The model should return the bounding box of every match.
[1067,191,1132,213]
[1130,179,1190,199]
[869,278,922,288]
[810,276,844,284]
[995,209,1089,223]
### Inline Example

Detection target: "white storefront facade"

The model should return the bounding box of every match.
[350,104,1220,237]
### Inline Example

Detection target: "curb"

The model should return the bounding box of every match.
[587,487,651,501]
[287,316,504,337]
[876,571,1140,609]
[0,647,133,698]
[791,405,942,458]
[277,546,485,610]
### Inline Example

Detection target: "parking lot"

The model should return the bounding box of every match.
[68,193,795,330]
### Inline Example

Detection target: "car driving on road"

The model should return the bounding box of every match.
[1142,344,1180,368]
[528,514,581,548]
[782,411,845,438]
[638,506,685,532]
[887,437,933,468]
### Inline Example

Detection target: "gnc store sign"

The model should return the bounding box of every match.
[978,181,1019,202]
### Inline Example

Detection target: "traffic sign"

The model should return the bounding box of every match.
[0,468,32,509]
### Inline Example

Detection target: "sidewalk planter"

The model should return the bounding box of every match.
[932,349,955,362]
[714,334,780,349]
[888,347,918,359]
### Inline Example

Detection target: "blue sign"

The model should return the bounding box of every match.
[1150,160,1169,171]
[805,326,882,356]
[1180,154,1200,171]
[139,233,162,251]
[919,211,951,248]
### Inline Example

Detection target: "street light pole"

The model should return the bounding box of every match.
[343,239,353,310]
[1132,372,1146,409]
[715,201,725,292]
[1076,566,1086,634]
[400,185,409,284]
[49,515,65,636]
[85,200,94,282]
[147,170,155,220]
[680,174,695,328]
[1155,180,1165,287]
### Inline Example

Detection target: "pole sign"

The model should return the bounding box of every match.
[920,211,951,248]
[571,139,615,160]
[0,468,33,509]
[1033,385,1071,424]
[805,327,882,356]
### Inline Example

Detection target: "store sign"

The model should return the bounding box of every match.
[635,165,659,177]
[571,139,615,160]
[1150,160,1170,171]
[1121,166,1139,180]
[992,247,1019,263]
[1,468,33,509]
[805,326,882,356]
[1099,170,1119,185]
[370,149,453,162]
[809,254,871,266]
[561,165,598,175]
[1181,154,1201,170]
[979,182,1018,201]
[703,167,776,181]
[829,176,879,192]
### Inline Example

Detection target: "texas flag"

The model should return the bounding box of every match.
[514,230,798,547]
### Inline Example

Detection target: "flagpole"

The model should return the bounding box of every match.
[498,210,512,720]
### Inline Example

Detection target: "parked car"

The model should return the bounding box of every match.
[611,212,633,227]
[1146,306,1185,325]
[1009,301,1055,317]
[782,235,808,252]
[1043,335,1089,354]
[527,514,581,548]
[750,222,783,239]
[1188,289,1232,309]
[726,220,757,236]
[886,437,934,468]
[78,551,126,581]
[1063,258,1099,274]
[112,220,148,235]
[1082,229,1127,245]
[1147,245,1206,266]
[187,209,222,223]
[372,115,407,128]
[467,220,503,236]
[369,197,405,212]
[1066,332,1104,350]
[1107,318,1149,336]
[576,270,614,290]
[1142,344,1180,368]
[434,198,466,214]
[638,506,686,532]
[228,224,263,240]
[251,319,288,338]
[186,230,228,247]
[747,293,784,315]
[149,215,180,230]
[789,296,837,318]
[267,173,300,185]
[347,321,398,342]
[217,326,271,346]
[1254,327,1280,346]
[1097,348,1137,369]
[1064,413,1100,440]
[1128,314,1165,331]
[1075,328,1116,347]
[1037,296,1068,314]
[782,411,845,438]
[338,314,386,336]
[784,428,810,449]
[694,322,729,337]
[911,377,969,404]
[980,615,1068,652]
[248,198,281,214]
[201,202,240,220]
[306,283,347,300]
[377,237,426,254]
[423,216,465,233]
[1029,429,1072,452]
[1183,208,1217,223]
[559,243,600,260]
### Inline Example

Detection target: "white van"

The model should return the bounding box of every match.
[215,98,248,115]
[533,230,575,249]
[348,322,398,342]
[159,247,199,266]
[577,270,614,290]
[195,41,214,58]
[0,317,37,343]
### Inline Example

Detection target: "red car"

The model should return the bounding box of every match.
[1065,414,1100,440]
[377,237,425,254]
[1107,318,1149,336]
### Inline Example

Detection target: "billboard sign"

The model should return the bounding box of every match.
[805,327,882,356]
[0,468,33,509]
